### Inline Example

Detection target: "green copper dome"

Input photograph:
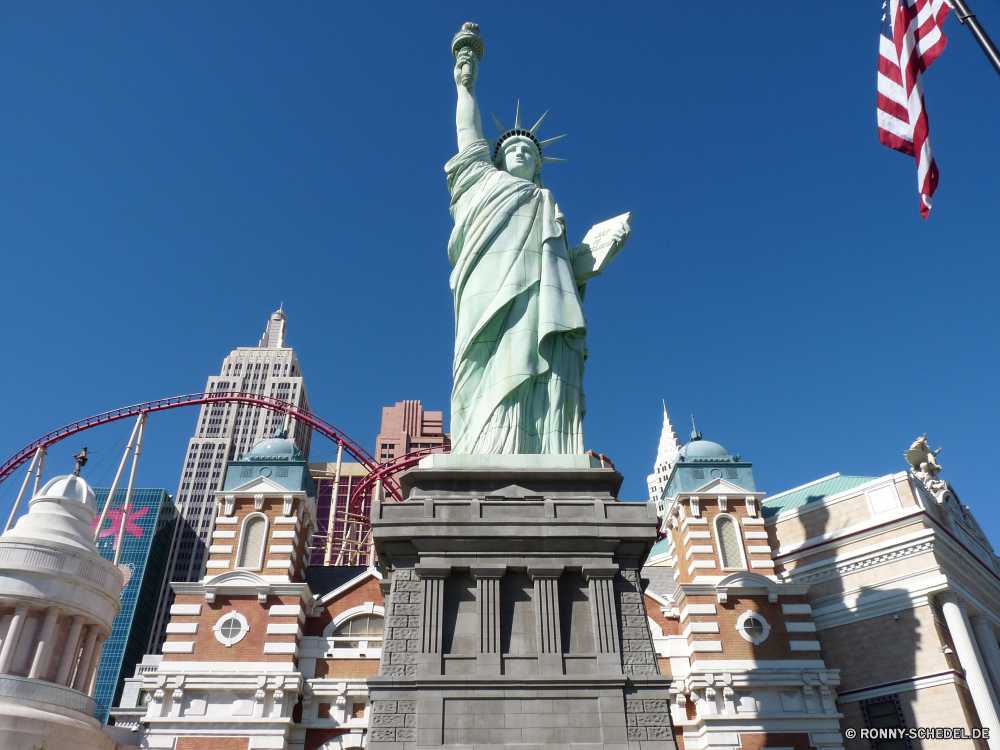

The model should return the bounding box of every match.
[678,439,730,460]
[243,429,304,461]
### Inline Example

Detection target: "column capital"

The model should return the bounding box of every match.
[582,564,620,581]
[528,565,563,581]
[470,565,505,579]
[937,590,963,607]
[414,563,450,579]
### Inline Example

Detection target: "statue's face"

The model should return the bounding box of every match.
[503,141,537,182]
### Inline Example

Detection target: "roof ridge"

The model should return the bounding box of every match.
[763,472,843,503]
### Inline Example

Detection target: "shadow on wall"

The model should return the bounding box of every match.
[797,500,922,750]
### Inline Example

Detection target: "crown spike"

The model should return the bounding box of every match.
[529,110,549,135]
[514,100,522,130]
[490,111,505,135]
[541,157,568,163]
[539,134,566,148]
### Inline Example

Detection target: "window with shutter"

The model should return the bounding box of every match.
[238,515,267,569]
[717,516,744,569]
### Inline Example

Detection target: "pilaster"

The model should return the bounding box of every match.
[529,567,563,674]
[472,566,503,675]
[415,566,446,676]
[584,565,622,675]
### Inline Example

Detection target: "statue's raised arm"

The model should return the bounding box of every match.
[452,23,485,151]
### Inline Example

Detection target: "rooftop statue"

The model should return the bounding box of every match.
[905,433,947,493]
[447,23,631,454]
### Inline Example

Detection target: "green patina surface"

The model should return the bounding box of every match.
[647,536,672,560]
[762,474,877,518]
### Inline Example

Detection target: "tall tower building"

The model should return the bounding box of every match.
[146,307,312,654]
[647,404,683,511]
[374,400,449,463]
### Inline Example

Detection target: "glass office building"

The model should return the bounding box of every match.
[91,487,177,723]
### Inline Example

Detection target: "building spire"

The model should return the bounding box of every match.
[690,411,703,442]
[647,403,683,505]
[259,306,288,349]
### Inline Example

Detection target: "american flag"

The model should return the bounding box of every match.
[878,0,950,218]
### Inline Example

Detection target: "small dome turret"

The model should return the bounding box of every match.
[33,474,96,511]
[242,428,303,461]
[678,439,730,460]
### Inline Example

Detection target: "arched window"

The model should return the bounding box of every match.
[331,615,383,650]
[715,515,745,569]
[236,513,267,570]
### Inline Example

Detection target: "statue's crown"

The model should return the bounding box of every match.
[489,101,566,168]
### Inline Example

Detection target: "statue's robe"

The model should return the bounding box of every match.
[446,139,587,454]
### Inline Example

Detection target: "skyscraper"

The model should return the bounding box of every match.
[374,400,449,463]
[646,405,682,512]
[146,307,312,654]
[91,487,176,721]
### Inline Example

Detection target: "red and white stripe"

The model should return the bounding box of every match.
[878,0,949,218]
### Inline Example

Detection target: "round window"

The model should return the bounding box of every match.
[213,610,249,647]
[741,616,765,638]
[736,610,770,645]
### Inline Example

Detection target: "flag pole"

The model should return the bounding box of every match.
[950,0,1000,77]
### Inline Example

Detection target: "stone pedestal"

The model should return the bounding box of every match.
[367,455,677,750]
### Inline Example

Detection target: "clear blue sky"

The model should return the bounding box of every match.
[2,2,999,549]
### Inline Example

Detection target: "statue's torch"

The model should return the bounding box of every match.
[452,23,485,76]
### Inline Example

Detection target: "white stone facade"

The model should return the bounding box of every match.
[0,474,127,749]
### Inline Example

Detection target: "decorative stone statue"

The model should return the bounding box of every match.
[447,23,631,454]
[905,433,947,493]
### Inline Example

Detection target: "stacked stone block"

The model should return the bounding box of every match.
[617,570,659,676]
[380,569,423,677]
[625,693,674,743]
[369,699,417,744]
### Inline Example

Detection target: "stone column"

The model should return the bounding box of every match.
[584,566,622,675]
[939,592,1000,750]
[0,602,29,674]
[84,635,106,697]
[472,566,504,675]
[971,615,1000,700]
[28,606,61,679]
[55,615,86,686]
[73,625,100,691]
[529,567,563,674]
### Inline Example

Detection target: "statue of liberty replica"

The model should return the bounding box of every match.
[366,27,672,750]
[447,23,631,454]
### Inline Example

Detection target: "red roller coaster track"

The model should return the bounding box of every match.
[0,391,415,503]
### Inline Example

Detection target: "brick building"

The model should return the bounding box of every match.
[641,423,1000,750]
[111,433,387,750]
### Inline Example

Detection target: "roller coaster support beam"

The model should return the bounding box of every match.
[324,441,344,566]
[94,414,145,543]
[4,447,44,533]
[32,448,46,499]
[114,413,147,565]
